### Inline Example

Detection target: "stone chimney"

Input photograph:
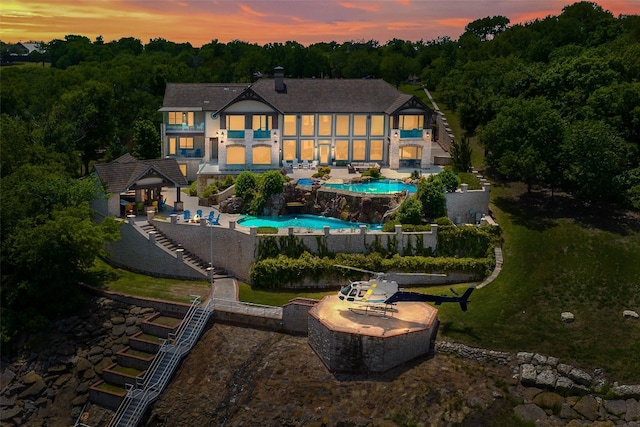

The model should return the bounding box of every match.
[274,66,285,92]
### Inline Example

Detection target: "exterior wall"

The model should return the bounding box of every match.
[388,129,432,169]
[282,298,318,335]
[308,312,437,373]
[151,218,438,282]
[105,217,207,281]
[445,181,491,225]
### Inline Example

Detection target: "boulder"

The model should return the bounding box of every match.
[612,384,640,399]
[520,364,537,386]
[561,312,575,323]
[623,310,639,319]
[568,368,592,387]
[535,369,557,389]
[625,398,640,422]
[514,403,548,423]
[573,395,599,421]
[603,399,627,417]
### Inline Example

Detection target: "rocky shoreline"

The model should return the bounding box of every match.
[1,295,639,426]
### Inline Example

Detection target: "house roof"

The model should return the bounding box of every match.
[159,83,251,112]
[251,78,416,114]
[160,78,430,115]
[92,153,188,193]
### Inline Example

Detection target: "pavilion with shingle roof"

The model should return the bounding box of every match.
[91,153,188,218]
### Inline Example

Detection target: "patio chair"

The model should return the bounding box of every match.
[302,160,310,169]
[292,158,299,169]
[196,209,203,218]
[183,210,191,221]
[206,211,215,223]
[282,160,291,169]
[208,213,221,226]
[152,201,158,213]
[158,198,166,212]
[310,160,318,169]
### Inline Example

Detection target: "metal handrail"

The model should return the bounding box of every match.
[108,296,213,427]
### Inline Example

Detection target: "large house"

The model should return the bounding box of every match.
[160,67,434,182]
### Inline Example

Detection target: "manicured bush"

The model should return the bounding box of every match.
[439,168,460,192]
[396,197,423,225]
[188,182,198,196]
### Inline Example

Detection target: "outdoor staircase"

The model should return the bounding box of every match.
[107,297,213,427]
[139,223,229,279]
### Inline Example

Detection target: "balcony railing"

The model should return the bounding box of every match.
[253,129,271,139]
[227,130,245,139]
[166,123,205,132]
[400,129,423,138]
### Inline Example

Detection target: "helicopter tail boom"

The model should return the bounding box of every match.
[383,286,475,311]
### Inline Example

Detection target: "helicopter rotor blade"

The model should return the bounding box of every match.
[450,287,460,296]
[335,265,380,276]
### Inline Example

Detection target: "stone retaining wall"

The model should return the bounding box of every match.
[437,341,640,424]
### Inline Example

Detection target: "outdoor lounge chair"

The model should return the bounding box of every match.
[207,211,220,226]
[310,160,318,169]
[196,209,203,218]
[292,158,299,169]
[302,160,310,169]
[183,210,191,221]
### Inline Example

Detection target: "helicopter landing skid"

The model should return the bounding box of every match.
[348,304,398,317]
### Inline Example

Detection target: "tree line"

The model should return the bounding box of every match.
[1,1,638,344]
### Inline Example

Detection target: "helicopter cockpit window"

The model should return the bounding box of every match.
[349,289,358,297]
[340,285,351,296]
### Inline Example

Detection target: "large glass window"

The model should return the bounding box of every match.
[283,140,297,160]
[226,115,245,130]
[336,115,349,136]
[168,112,181,125]
[353,115,367,136]
[252,146,271,164]
[399,146,422,159]
[252,115,272,131]
[179,137,194,149]
[283,115,297,136]
[168,137,176,155]
[300,139,314,161]
[399,115,423,130]
[318,115,332,136]
[301,115,315,136]
[370,115,384,136]
[353,140,366,161]
[370,139,383,161]
[227,146,246,164]
[179,164,187,176]
[335,140,349,160]
[168,112,193,126]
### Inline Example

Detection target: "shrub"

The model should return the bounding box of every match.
[235,171,258,199]
[418,176,446,219]
[202,183,218,198]
[361,168,382,179]
[396,197,423,225]
[438,168,460,192]
[220,175,235,190]
[188,182,198,196]
[261,170,285,198]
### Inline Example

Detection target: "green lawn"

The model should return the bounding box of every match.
[438,183,640,382]
[91,258,210,304]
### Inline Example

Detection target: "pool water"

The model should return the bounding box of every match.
[238,214,382,230]
[299,178,416,194]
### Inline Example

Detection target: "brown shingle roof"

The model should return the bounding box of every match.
[160,79,429,115]
[160,83,251,111]
[93,154,188,193]
[251,78,414,114]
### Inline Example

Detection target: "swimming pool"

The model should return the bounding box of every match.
[299,178,416,194]
[237,214,382,230]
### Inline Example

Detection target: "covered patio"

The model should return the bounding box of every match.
[92,153,189,218]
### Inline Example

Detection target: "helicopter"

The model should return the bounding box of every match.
[336,265,475,312]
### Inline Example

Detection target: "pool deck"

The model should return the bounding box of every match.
[147,164,444,227]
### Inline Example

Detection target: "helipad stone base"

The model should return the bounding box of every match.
[308,295,439,373]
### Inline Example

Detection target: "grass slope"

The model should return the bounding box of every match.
[438,183,640,382]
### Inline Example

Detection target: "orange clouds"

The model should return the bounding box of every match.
[0,0,637,47]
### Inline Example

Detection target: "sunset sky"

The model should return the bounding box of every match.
[1,0,637,47]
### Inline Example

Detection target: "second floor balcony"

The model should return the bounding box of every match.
[166,122,205,132]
